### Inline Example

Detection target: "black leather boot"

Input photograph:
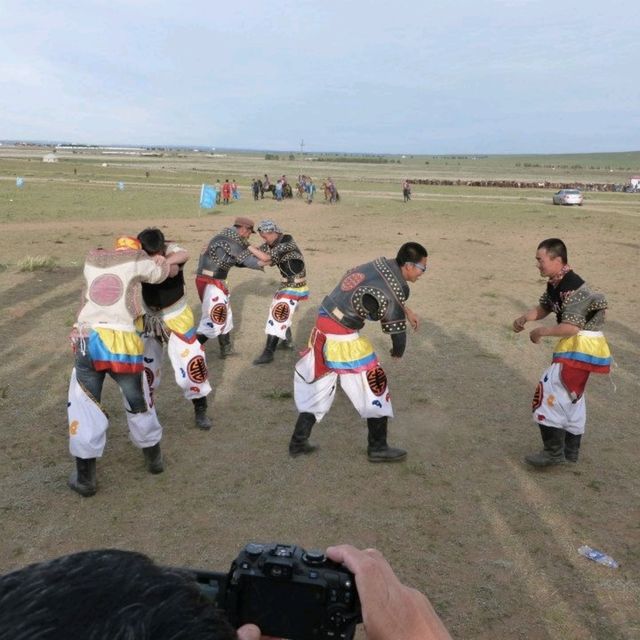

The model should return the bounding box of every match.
[192,396,212,430]
[289,412,317,456]
[143,443,164,474]
[366,417,407,462]
[525,425,567,467]
[281,327,294,349]
[218,333,233,358]
[68,457,97,497]
[253,335,280,365]
[564,432,582,463]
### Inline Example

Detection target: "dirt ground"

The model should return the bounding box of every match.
[0,191,638,639]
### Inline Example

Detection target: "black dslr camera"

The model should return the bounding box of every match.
[192,543,362,640]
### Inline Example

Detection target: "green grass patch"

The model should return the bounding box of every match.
[262,389,293,400]
[18,255,56,272]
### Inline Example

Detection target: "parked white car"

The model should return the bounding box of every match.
[552,189,583,206]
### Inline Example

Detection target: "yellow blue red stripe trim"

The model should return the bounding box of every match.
[323,335,379,373]
[552,333,611,373]
[276,284,309,301]
[89,328,144,373]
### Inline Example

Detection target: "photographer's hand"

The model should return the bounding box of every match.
[326,545,452,640]
[236,623,278,640]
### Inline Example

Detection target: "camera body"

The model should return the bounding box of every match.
[194,543,362,640]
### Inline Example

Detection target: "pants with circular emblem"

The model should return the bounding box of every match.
[293,333,394,422]
[142,333,211,401]
[532,362,587,435]
[196,282,233,339]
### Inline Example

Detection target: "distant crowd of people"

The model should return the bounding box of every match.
[213,178,240,205]
[212,176,414,206]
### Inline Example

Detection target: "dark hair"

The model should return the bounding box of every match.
[137,228,166,255]
[396,242,428,266]
[537,238,568,264]
[0,549,236,640]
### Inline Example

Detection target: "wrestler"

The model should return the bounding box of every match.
[249,219,309,365]
[513,238,612,467]
[195,217,264,358]
[289,242,427,462]
[137,228,212,430]
[67,236,170,497]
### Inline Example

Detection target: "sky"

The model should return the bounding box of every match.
[1,0,638,155]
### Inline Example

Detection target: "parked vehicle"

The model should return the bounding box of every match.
[552,189,583,206]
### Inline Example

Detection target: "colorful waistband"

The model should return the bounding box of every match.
[553,332,611,373]
[276,284,310,300]
[88,328,144,374]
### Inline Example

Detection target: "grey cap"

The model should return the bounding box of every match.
[256,219,282,234]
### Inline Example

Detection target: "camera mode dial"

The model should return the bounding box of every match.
[302,549,326,565]
[244,543,264,557]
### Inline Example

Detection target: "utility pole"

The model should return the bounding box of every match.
[299,139,305,181]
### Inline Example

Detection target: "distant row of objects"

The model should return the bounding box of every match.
[15,177,125,190]
[407,177,640,192]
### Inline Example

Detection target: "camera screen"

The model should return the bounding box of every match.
[238,575,325,637]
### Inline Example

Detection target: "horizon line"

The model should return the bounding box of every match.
[1,139,639,158]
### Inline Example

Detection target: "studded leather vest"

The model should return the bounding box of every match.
[260,234,306,285]
[321,257,409,333]
[539,271,607,330]
[196,227,258,280]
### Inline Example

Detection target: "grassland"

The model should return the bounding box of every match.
[0,145,639,640]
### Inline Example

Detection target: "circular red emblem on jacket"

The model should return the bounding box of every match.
[210,303,227,325]
[340,272,365,291]
[272,302,290,322]
[366,367,387,396]
[187,356,208,383]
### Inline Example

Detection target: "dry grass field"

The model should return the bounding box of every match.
[0,148,639,639]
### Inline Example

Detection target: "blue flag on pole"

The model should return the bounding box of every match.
[200,184,217,209]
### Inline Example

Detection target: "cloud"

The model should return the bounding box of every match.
[1,0,639,152]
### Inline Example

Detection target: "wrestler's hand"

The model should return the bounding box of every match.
[529,327,545,343]
[152,254,167,266]
[68,327,80,349]
[513,315,527,332]
[405,306,419,331]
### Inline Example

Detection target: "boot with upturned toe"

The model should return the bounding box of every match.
[366,417,407,462]
[218,333,234,359]
[192,396,212,430]
[525,424,567,467]
[253,335,279,365]
[564,432,582,463]
[281,327,294,349]
[68,457,97,497]
[289,412,318,456]
[143,443,164,474]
